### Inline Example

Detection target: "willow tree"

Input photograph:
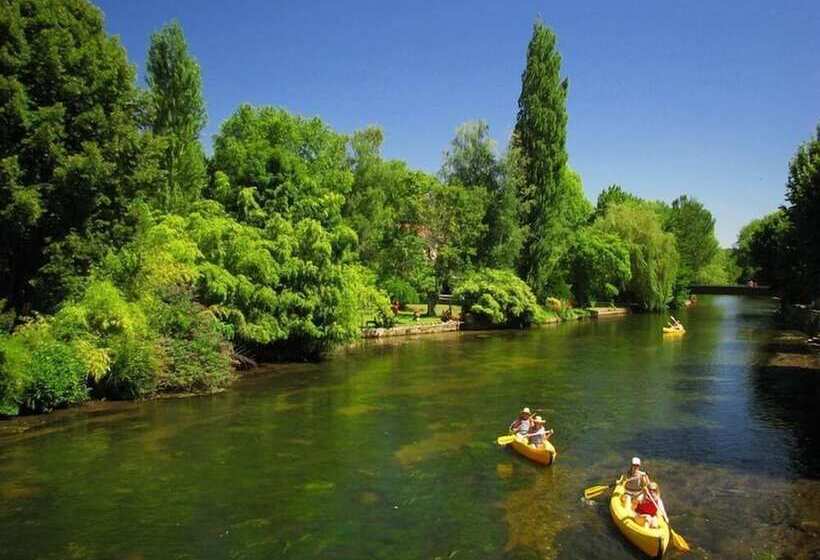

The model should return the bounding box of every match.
[146,21,207,211]
[513,22,576,300]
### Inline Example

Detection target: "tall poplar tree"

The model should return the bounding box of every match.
[513,22,572,300]
[146,21,206,211]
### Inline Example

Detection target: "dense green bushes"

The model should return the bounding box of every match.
[455,269,540,328]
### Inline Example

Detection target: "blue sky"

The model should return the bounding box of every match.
[95,0,819,246]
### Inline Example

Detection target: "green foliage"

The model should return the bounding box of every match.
[146,20,207,211]
[565,227,631,306]
[783,126,819,302]
[734,210,792,289]
[0,0,161,311]
[153,291,232,393]
[666,196,720,285]
[440,121,523,269]
[0,317,88,414]
[454,269,540,328]
[696,248,739,285]
[426,179,488,294]
[53,280,162,399]
[213,105,352,227]
[595,202,679,311]
[513,23,589,300]
[595,185,640,218]
[381,277,419,306]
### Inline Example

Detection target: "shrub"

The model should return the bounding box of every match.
[0,319,88,414]
[53,280,162,400]
[380,277,419,307]
[22,340,88,413]
[545,297,563,313]
[153,291,232,393]
[454,269,539,328]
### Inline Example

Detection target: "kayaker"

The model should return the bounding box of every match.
[634,482,667,528]
[621,457,650,509]
[526,416,554,448]
[510,407,532,437]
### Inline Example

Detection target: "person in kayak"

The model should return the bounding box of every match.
[634,482,667,528]
[621,456,651,509]
[510,407,532,437]
[526,416,554,448]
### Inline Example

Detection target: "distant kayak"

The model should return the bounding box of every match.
[662,326,685,334]
[610,480,670,558]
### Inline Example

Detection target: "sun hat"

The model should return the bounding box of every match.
[521,407,531,414]
[631,457,641,466]
[648,482,659,491]
[533,415,544,423]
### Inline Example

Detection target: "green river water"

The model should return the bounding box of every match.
[1,296,819,559]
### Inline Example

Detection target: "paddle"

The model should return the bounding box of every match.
[583,484,612,499]
[644,490,690,553]
[496,434,516,446]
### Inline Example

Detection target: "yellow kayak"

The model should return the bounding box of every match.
[610,481,670,558]
[508,434,556,465]
[662,326,685,334]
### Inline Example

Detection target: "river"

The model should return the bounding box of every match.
[1,296,818,559]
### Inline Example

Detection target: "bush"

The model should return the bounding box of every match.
[380,277,419,307]
[23,340,88,413]
[53,280,162,400]
[454,269,539,328]
[0,319,88,414]
[153,291,232,393]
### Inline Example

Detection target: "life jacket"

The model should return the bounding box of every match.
[624,469,647,493]
[636,496,658,516]
[513,418,530,436]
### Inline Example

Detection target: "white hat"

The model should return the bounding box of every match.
[522,407,531,414]
[631,457,641,466]
[533,415,544,423]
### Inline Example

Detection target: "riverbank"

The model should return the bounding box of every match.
[362,306,631,339]
[762,330,820,372]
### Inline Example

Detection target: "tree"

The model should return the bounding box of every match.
[345,126,398,264]
[783,126,820,303]
[595,184,640,218]
[440,121,522,269]
[564,227,631,306]
[0,0,160,311]
[666,196,720,285]
[424,179,488,311]
[734,210,791,289]
[513,22,576,300]
[212,105,352,228]
[595,202,679,311]
[146,20,207,211]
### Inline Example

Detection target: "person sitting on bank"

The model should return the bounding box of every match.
[621,456,651,509]
[634,482,667,528]
[510,407,532,437]
[527,416,554,448]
